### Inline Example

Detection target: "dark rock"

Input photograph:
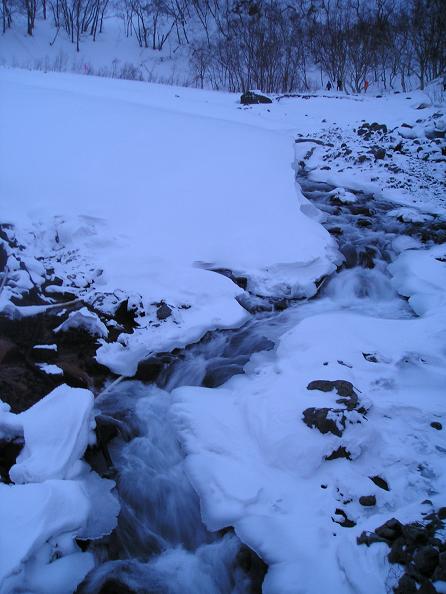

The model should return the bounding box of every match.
[98,579,137,594]
[388,536,409,565]
[433,551,446,581]
[134,358,164,382]
[240,91,272,105]
[332,508,356,528]
[413,546,439,576]
[359,495,376,507]
[394,574,418,594]
[307,379,357,401]
[156,302,172,321]
[371,146,386,160]
[303,407,345,437]
[203,363,244,388]
[357,531,386,546]
[213,268,248,290]
[402,523,429,546]
[431,422,442,430]
[325,446,352,460]
[438,507,446,519]
[363,352,378,363]
[236,544,268,594]
[370,475,390,491]
[356,218,373,227]
[30,345,58,363]
[375,518,402,541]
[114,300,137,330]
[0,439,23,483]
[0,243,8,272]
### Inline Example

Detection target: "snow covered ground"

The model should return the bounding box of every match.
[0,66,445,593]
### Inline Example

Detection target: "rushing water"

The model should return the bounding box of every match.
[77,177,443,594]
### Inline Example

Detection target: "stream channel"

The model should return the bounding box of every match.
[77,174,444,594]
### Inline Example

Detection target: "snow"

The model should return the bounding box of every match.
[0,60,445,594]
[0,386,119,593]
[37,363,64,375]
[172,305,446,592]
[10,385,95,483]
[54,307,108,338]
[1,68,341,375]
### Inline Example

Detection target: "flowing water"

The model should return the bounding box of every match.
[78,176,444,594]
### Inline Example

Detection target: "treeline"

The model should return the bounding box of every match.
[2,0,446,92]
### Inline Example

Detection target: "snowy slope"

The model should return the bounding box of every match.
[0,68,339,374]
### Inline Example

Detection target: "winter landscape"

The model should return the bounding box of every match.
[1,1,446,593]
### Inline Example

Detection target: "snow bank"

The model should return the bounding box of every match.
[172,309,446,593]
[389,245,446,316]
[0,68,340,374]
[0,385,119,593]
[10,385,94,483]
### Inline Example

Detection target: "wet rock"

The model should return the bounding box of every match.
[213,268,248,290]
[98,579,138,594]
[413,546,439,576]
[203,363,244,388]
[307,379,359,409]
[134,358,164,382]
[359,495,376,507]
[431,422,442,430]
[240,91,272,105]
[370,475,390,491]
[156,302,172,321]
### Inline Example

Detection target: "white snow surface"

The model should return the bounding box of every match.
[0,386,119,593]
[10,385,95,483]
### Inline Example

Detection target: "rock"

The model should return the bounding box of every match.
[359,495,376,507]
[0,439,23,484]
[203,363,244,388]
[98,579,137,594]
[240,91,272,105]
[0,243,8,272]
[375,518,402,541]
[370,146,386,160]
[363,352,378,363]
[306,379,358,408]
[388,536,409,565]
[394,574,417,594]
[302,407,345,437]
[413,546,439,576]
[134,358,164,382]
[114,299,138,330]
[438,507,446,519]
[332,508,356,528]
[402,523,429,546]
[235,544,268,594]
[325,446,352,460]
[370,475,390,491]
[156,302,172,320]
[433,551,446,581]
[431,421,442,430]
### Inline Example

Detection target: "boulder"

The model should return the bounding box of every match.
[240,91,272,105]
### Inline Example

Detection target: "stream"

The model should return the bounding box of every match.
[77,175,443,594]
